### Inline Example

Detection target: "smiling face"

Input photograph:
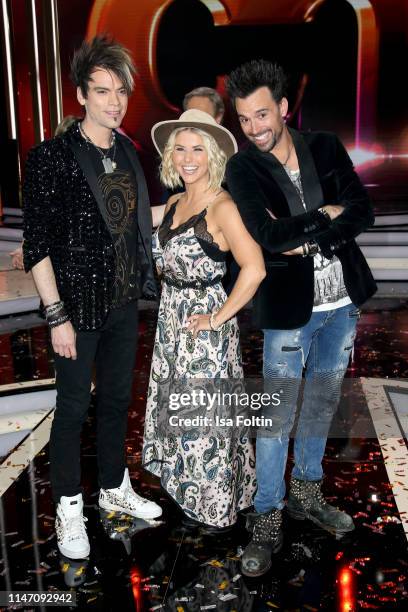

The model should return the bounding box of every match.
[171,129,209,186]
[235,86,288,153]
[77,68,128,131]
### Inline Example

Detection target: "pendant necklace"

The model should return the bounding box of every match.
[282,140,294,168]
[80,123,117,173]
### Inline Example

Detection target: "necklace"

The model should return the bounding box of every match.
[282,140,294,167]
[79,123,117,173]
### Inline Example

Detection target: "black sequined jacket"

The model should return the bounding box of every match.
[23,122,157,331]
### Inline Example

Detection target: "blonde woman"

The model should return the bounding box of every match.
[142,110,265,529]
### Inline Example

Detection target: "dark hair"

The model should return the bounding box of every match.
[70,34,136,97]
[182,86,225,118]
[226,59,287,104]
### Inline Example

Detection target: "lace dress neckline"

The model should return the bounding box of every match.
[168,199,206,232]
[158,199,225,256]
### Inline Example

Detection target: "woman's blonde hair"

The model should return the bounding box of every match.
[160,127,226,190]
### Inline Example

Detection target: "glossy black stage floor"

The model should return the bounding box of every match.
[0,301,407,611]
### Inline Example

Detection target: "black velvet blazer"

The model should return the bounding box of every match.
[23,122,157,331]
[226,128,377,329]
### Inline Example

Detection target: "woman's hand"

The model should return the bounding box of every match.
[10,246,24,270]
[185,313,212,338]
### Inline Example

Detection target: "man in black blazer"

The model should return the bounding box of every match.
[226,60,376,577]
[23,35,162,559]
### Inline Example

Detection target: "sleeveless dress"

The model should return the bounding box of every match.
[142,201,256,527]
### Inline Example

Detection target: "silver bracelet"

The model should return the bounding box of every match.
[302,243,309,257]
[209,311,221,331]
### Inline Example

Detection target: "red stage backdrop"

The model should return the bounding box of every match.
[1,0,408,209]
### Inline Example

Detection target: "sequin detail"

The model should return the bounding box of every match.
[22,122,148,331]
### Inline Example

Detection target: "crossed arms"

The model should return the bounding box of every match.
[225,136,374,257]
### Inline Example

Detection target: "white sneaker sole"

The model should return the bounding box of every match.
[57,541,90,559]
[98,499,162,520]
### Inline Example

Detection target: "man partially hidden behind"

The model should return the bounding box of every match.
[23,35,162,559]
[183,86,225,124]
[226,60,376,577]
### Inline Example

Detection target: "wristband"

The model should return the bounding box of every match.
[44,300,62,311]
[45,300,65,318]
[48,312,70,328]
[45,300,70,328]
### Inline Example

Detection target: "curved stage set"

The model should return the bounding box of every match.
[0,1,407,610]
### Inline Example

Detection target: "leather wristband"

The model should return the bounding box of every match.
[48,312,70,328]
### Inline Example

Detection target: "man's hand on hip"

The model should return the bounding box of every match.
[51,321,77,360]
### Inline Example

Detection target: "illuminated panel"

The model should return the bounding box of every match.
[337,567,355,612]
[28,0,44,142]
[348,144,408,170]
[1,0,17,139]
[148,0,179,110]
[347,0,379,146]
[199,0,230,24]
[50,0,63,125]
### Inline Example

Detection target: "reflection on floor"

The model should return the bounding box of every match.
[0,301,408,610]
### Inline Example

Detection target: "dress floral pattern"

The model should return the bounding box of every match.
[142,202,256,527]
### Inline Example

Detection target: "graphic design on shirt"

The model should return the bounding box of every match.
[98,170,137,305]
[284,167,349,309]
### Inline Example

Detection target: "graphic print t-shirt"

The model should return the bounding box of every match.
[284,167,351,311]
[88,138,139,307]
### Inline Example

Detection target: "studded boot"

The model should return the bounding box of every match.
[241,508,283,577]
[287,477,354,535]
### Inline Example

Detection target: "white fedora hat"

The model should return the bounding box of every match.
[151,109,238,160]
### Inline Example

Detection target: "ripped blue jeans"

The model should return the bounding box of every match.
[254,302,359,513]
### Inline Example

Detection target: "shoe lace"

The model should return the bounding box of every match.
[126,487,148,505]
[66,515,88,541]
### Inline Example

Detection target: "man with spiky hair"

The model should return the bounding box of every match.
[226,59,376,577]
[23,35,162,559]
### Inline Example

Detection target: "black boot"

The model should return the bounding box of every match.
[241,508,283,577]
[287,477,354,535]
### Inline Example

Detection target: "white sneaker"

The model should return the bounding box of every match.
[55,493,90,559]
[99,468,162,519]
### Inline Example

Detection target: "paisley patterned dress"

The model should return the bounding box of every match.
[142,201,256,527]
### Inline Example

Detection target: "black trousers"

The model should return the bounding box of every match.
[50,301,139,502]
